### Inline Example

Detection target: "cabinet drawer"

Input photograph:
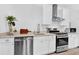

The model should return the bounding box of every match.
[8,38,14,43]
[0,38,14,43]
[34,36,50,55]
[0,38,9,42]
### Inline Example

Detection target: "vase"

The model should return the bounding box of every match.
[8,23,13,35]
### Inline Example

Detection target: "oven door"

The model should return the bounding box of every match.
[56,37,68,46]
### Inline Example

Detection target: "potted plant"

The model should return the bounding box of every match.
[6,16,16,34]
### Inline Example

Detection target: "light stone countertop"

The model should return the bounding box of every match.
[68,32,79,34]
[0,32,56,38]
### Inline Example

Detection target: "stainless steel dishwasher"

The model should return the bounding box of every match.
[14,36,33,55]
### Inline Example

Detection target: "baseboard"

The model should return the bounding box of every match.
[46,52,55,55]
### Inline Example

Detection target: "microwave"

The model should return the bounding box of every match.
[70,28,76,32]
[65,28,76,33]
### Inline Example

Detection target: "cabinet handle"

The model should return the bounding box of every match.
[12,44,14,45]
[6,39,9,42]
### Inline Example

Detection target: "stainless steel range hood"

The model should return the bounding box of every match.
[52,4,64,22]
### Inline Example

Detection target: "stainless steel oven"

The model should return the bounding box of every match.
[56,33,68,53]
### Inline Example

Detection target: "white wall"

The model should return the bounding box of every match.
[43,4,52,24]
[58,4,79,33]
[0,4,12,32]
[42,4,71,32]
[70,10,79,33]
[0,4,43,33]
[0,4,79,33]
[52,5,70,32]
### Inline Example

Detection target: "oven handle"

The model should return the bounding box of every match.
[56,37,68,39]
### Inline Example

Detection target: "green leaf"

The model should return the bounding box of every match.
[6,16,16,22]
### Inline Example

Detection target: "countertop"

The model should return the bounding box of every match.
[68,32,79,34]
[0,32,56,38]
[1,32,78,38]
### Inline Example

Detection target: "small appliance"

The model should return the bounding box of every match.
[65,28,76,33]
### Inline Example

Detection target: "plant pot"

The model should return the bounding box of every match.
[8,23,13,34]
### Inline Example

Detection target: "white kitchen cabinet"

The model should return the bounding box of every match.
[33,36,49,55]
[68,34,78,49]
[0,37,14,55]
[48,35,56,53]
[33,35,55,55]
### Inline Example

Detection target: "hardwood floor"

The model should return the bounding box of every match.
[52,48,79,55]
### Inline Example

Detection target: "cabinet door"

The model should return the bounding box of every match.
[33,36,49,55]
[68,34,78,49]
[69,34,75,49]
[8,38,14,55]
[0,37,14,55]
[49,35,56,53]
[77,34,79,46]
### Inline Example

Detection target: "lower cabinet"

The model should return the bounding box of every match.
[48,36,56,53]
[0,35,56,55]
[68,34,79,49]
[33,35,55,55]
[0,37,14,55]
[33,36,49,55]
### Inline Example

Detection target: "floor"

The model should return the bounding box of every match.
[53,48,79,55]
